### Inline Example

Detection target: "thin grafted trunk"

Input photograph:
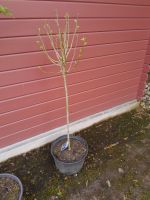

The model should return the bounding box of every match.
[62,70,71,150]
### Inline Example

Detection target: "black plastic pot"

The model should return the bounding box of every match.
[51,135,88,175]
[0,173,23,200]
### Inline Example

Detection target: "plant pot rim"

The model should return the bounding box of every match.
[51,135,88,164]
[0,173,23,200]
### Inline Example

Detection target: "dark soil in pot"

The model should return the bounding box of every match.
[53,137,87,162]
[51,135,88,175]
[0,174,23,200]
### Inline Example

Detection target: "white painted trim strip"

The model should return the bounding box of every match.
[0,100,138,163]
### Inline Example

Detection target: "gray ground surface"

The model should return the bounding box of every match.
[69,134,150,200]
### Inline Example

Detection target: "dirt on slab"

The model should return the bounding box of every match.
[69,136,150,200]
[0,108,150,200]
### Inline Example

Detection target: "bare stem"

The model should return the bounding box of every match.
[66,19,78,58]
[44,24,62,63]
[67,33,79,72]
[62,69,71,150]
[38,31,59,66]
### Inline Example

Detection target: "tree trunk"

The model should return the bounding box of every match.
[62,71,71,150]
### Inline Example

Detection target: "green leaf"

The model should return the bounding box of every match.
[0,5,12,16]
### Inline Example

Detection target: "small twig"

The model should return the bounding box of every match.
[38,29,59,66]
[104,142,119,150]
[38,66,61,75]
[44,24,62,63]
[67,33,79,72]
[66,18,79,58]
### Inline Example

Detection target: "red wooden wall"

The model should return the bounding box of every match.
[0,0,150,148]
[145,40,150,65]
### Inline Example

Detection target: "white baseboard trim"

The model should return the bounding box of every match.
[0,100,138,163]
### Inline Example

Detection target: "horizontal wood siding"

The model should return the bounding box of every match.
[0,30,149,56]
[34,0,150,5]
[0,0,150,148]
[145,41,150,64]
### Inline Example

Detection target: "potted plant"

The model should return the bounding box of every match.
[37,13,88,175]
[0,173,23,200]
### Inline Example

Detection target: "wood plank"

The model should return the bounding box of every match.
[1,1,150,19]
[145,55,150,64]
[0,46,144,86]
[0,40,147,72]
[0,93,136,148]
[35,0,150,6]
[1,85,137,137]
[0,56,144,87]
[0,68,142,126]
[0,30,149,56]
[146,43,150,55]
[0,50,145,101]
[0,85,137,137]
[0,18,150,38]
[0,76,140,114]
